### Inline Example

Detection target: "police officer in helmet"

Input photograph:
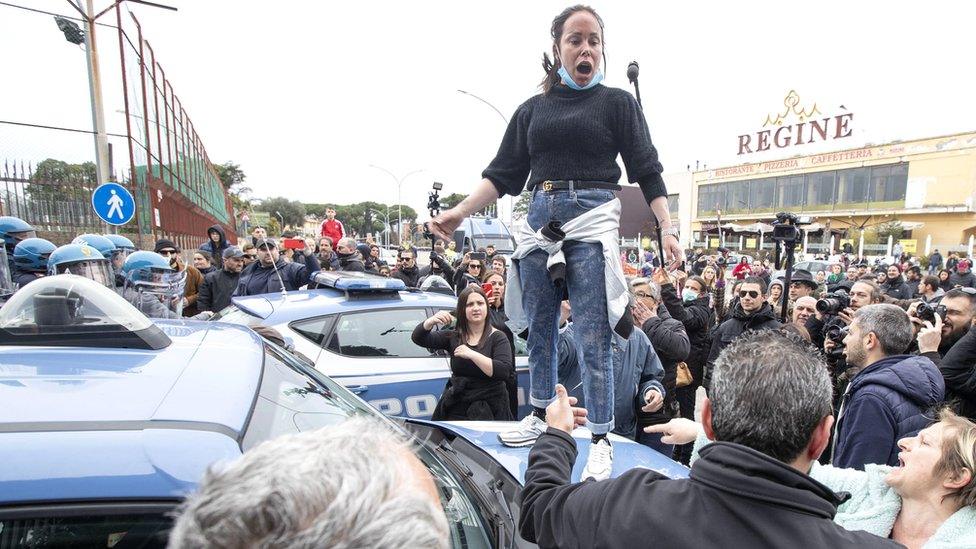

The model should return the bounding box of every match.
[120,251,212,320]
[0,216,36,270]
[12,238,56,289]
[47,244,115,288]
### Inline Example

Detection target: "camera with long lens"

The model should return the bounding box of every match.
[816,290,851,315]
[824,322,848,360]
[915,302,947,324]
[422,182,444,243]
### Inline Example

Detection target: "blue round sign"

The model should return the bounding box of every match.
[91,182,135,226]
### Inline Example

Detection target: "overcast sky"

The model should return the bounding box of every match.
[4,1,976,221]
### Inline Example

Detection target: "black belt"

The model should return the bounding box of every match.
[532,180,621,192]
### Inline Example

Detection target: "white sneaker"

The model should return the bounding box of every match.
[582,438,614,481]
[498,414,547,447]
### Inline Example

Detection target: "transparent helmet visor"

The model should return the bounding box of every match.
[10,230,37,243]
[0,247,13,294]
[54,262,114,289]
[124,268,187,318]
[110,249,131,271]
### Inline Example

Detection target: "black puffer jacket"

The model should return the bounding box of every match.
[704,302,782,389]
[660,283,713,385]
[881,275,914,300]
[392,265,421,288]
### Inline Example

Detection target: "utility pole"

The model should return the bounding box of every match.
[81,0,111,186]
[457,89,511,226]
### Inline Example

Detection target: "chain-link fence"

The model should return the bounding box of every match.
[0,1,235,251]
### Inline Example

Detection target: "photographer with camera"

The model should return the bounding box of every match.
[833,304,944,470]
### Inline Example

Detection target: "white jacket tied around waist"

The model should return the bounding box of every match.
[504,197,630,339]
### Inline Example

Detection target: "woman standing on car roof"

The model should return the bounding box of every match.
[429,5,679,480]
[412,285,514,422]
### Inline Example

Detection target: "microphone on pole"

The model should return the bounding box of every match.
[627,61,643,107]
[626,60,663,267]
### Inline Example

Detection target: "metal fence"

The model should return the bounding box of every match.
[0,160,127,244]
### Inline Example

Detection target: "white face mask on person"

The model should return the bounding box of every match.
[557,65,604,90]
[682,288,699,303]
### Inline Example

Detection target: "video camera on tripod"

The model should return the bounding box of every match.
[422,182,444,243]
[771,212,812,323]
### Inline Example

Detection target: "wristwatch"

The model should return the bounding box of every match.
[661,226,680,239]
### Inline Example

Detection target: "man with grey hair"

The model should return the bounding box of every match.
[834,304,945,470]
[519,331,898,548]
[168,418,449,549]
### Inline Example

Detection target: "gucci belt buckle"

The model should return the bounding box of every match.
[542,180,553,192]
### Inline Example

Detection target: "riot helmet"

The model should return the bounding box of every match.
[120,251,187,318]
[72,234,117,260]
[13,238,56,273]
[47,244,115,288]
[0,216,36,254]
[103,234,137,271]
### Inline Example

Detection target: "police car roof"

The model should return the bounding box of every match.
[0,320,264,504]
[231,286,459,323]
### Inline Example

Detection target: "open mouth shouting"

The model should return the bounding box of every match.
[576,60,593,75]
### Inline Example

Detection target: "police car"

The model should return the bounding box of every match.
[214,271,533,420]
[0,275,687,548]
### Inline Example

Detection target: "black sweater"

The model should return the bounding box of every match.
[412,323,513,421]
[482,84,666,205]
[411,324,512,382]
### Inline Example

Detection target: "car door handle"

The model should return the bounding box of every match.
[344,384,369,395]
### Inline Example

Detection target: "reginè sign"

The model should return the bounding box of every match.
[737,90,853,155]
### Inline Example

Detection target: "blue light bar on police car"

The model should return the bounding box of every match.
[311,271,406,292]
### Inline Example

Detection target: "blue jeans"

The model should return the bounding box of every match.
[519,188,615,435]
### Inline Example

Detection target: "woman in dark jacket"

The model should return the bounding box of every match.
[412,285,514,421]
[939,269,954,291]
[656,270,714,464]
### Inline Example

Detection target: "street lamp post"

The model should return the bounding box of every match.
[369,164,423,245]
[456,89,512,225]
[368,208,391,248]
[274,211,285,233]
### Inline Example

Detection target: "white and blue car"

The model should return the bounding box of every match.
[0,275,688,548]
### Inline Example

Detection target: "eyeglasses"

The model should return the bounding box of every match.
[469,264,482,269]
[739,290,760,298]
[633,292,652,299]
[243,254,256,260]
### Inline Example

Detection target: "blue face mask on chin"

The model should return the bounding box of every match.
[557,65,604,91]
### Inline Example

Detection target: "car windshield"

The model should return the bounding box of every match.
[471,236,514,253]
[257,342,493,548]
[0,506,173,548]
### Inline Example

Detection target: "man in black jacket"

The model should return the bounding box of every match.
[519,330,898,548]
[391,247,421,287]
[198,246,245,313]
[655,269,713,464]
[335,238,365,272]
[882,264,914,300]
[704,277,781,389]
[233,238,320,297]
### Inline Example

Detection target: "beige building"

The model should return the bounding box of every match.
[690,130,976,256]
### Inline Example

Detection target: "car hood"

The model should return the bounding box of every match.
[432,420,689,484]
